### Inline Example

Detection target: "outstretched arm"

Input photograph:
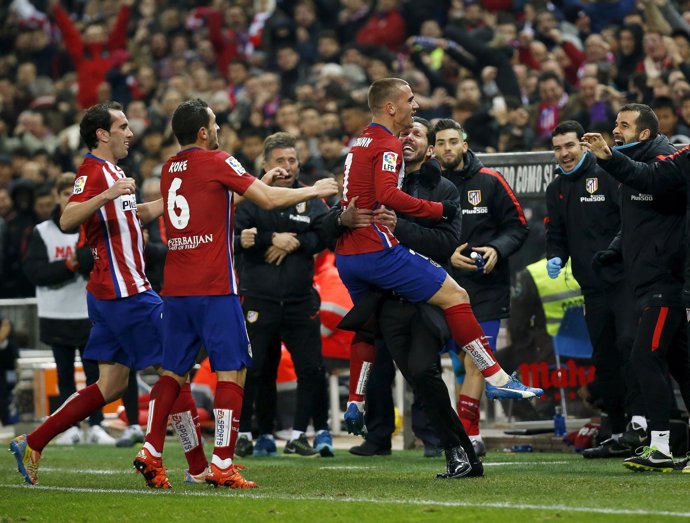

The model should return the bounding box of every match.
[582,133,686,194]
[238,172,338,210]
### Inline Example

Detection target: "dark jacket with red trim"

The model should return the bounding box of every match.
[443,150,529,321]
[598,135,686,308]
[545,151,622,295]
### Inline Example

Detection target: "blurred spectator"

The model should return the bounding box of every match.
[49,0,133,109]
[355,0,406,52]
[651,96,690,144]
[233,127,266,175]
[337,0,371,45]
[276,45,309,99]
[614,24,645,92]
[640,31,675,87]
[299,104,323,157]
[207,3,250,76]
[530,71,573,144]
[0,156,12,190]
[33,183,55,223]
[568,75,618,132]
[8,110,58,155]
[339,98,370,147]
[1,179,37,297]
[293,0,322,63]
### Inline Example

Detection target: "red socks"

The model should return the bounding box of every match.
[348,335,376,403]
[28,384,106,452]
[213,381,244,462]
[458,394,481,437]
[444,304,502,380]
[144,375,181,454]
[170,383,208,475]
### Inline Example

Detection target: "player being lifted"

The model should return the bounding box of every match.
[335,78,543,438]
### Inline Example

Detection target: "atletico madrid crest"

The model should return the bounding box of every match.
[296,202,306,213]
[468,190,481,206]
[247,311,259,323]
[586,178,598,194]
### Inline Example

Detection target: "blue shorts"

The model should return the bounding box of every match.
[162,294,252,376]
[83,290,162,371]
[336,244,447,304]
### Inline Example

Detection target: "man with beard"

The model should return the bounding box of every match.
[432,119,529,457]
[547,120,635,459]
[583,106,690,471]
[339,117,486,477]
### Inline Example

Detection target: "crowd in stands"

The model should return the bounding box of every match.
[2,0,690,297]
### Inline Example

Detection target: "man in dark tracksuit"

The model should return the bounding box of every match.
[546,120,635,457]
[433,118,529,456]
[235,132,331,458]
[583,105,690,470]
[325,117,483,478]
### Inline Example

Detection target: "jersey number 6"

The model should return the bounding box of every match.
[167,177,190,229]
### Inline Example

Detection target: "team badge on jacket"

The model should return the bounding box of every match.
[296,202,306,214]
[586,178,598,194]
[468,190,481,206]
[246,311,259,323]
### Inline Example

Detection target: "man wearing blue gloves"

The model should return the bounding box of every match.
[545,121,636,457]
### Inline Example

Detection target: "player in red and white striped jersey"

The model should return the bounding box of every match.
[10,102,209,487]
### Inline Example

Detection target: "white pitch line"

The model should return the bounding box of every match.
[1,484,689,518]
[35,461,570,475]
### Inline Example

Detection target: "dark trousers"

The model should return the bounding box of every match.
[363,339,442,450]
[121,371,139,426]
[378,299,477,458]
[240,296,329,434]
[362,339,395,450]
[51,344,102,427]
[632,306,690,432]
[584,286,638,433]
[0,369,11,424]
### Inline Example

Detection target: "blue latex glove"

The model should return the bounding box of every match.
[547,257,562,279]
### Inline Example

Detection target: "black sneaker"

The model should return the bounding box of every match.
[349,440,392,456]
[620,421,649,449]
[235,435,254,458]
[623,446,674,472]
[436,446,472,479]
[284,434,319,457]
[582,438,632,459]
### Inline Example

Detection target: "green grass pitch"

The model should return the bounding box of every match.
[1,442,689,522]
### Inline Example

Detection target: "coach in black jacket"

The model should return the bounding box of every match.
[433,118,528,454]
[546,120,634,457]
[583,105,690,470]
[235,132,331,456]
[435,120,529,322]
